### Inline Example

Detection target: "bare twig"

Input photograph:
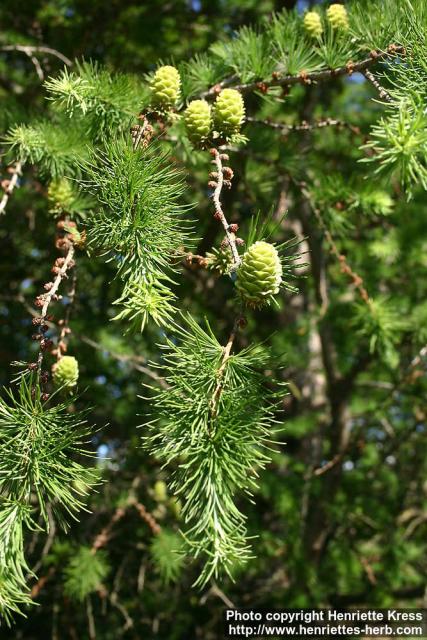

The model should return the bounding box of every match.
[210,148,241,267]
[246,116,360,136]
[56,269,77,360]
[363,69,393,102]
[132,501,162,536]
[301,184,370,306]
[313,453,343,477]
[91,505,128,554]
[0,161,22,216]
[34,242,75,373]
[0,44,72,67]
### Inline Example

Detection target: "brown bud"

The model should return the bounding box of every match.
[346,61,355,75]
[209,148,218,157]
[229,223,238,233]
[222,167,234,180]
[208,181,218,189]
[236,237,245,246]
[213,211,222,221]
[219,153,229,162]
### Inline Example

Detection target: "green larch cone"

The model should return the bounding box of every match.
[150,65,181,109]
[48,177,74,212]
[184,99,212,145]
[326,4,349,30]
[53,355,79,389]
[236,241,282,308]
[304,11,323,38]
[213,88,245,137]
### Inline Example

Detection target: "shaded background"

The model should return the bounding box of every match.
[0,1,426,638]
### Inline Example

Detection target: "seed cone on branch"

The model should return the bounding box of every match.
[304,11,323,38]
[213,89,245,137]
[184,99,212,145]
[236,241,282,308]
[150,65,181,109]
[48,177,74,213]
[326,4,349,30]
[53,355,79,389]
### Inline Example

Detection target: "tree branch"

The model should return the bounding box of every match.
[0,161,22,216]
[209,148,241,267]
[203,46,404,98]
[0,45,72,67]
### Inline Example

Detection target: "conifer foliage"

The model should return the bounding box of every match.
[0,0,427,632]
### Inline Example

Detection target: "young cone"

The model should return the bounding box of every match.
[236,241,282,308]
[304,11,323,38]
[213,89,245,137]
[53,355,79,389]
[150,65,181,109]
[326,4,349,30]
[184,99,212,145]
[48,177,74,212]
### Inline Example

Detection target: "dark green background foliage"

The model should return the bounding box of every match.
[0,0,426,638]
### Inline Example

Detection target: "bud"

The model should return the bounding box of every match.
[304,11,323,38]
[153,480,168,502]
[150,65,181,109]
[184,99,212,145]
[326,4,349,30]
[52,355,79,389]
[206,246,233,275]
[236,241,282,308]
[213,89,245,137]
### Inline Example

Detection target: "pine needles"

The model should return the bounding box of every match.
[0,375,98,621]
[143,317,283,586]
